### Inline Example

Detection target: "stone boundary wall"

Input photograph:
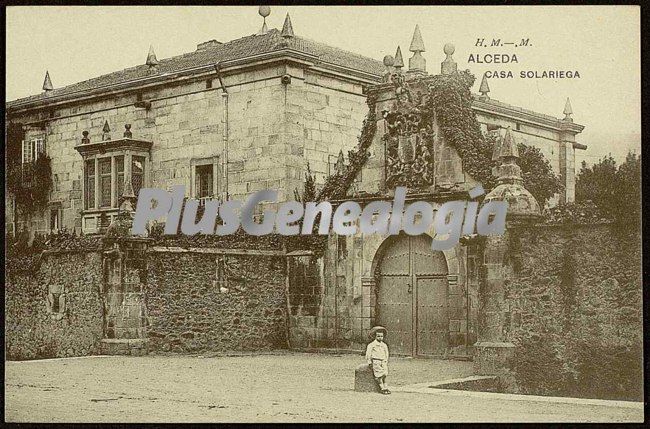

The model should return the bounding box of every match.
[6,251,104,360]
[502,223,643,401]
[146,250,288,353]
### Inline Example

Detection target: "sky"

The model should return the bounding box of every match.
[6,6,641,166]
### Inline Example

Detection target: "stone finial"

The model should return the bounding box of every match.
[484,126,540,217]
[382,55,395,82]
[124,124,133,138]
[409,24,426,53]
[441,43,457,75]
[102,120,111,141]
[281,13,294,38]
[394,46,404,71]
[334,150,346,175]
[146,45,159,68]
[492,127,522,185]
[479,73,490,99]
[81,130,90,144]
[408,25,426,74]
[120,175,137,213]
[42,71,54,92]
[499,127,519,159]
[563,97,573,122]
[257,6,271,35]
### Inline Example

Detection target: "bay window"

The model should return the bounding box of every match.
[75,133,152,233]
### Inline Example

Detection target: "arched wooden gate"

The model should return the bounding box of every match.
[377,234,449,356]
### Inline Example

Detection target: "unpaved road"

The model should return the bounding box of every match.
[5,352,643,423]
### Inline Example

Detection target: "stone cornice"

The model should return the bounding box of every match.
[472,97,585,134]
[7,50,381,115]
[74,138,153,157]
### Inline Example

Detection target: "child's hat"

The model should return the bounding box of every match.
[368,325,387,339]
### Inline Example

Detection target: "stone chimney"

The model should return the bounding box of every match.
[197,40,222,51]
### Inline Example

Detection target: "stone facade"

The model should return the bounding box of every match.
[6,23,583,238]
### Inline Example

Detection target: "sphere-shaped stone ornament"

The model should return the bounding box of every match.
[444,43,455,56]
[383,55,395,67]
[259,6,271,18]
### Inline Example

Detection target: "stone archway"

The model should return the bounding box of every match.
[374,233,450,357]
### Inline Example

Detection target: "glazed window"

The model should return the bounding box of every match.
[195,164,214,199]
[83,155,147,210]
[21,138,45,164]
[85,160,96,209]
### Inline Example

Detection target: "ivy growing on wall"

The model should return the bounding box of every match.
[429,71,562,207]
[314,71,562,208]
[6,122,54,214]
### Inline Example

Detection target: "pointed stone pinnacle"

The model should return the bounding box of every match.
[394,46,404,69]
[409,25,425,53]
[563,97,573,120]
[499,127,519,159]
[146,45,159,67]
[281,13,294,38]
[42,71,53,91]
[479,74,490,97]
[102,120,111,141]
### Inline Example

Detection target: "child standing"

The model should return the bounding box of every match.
[365,326,390,394]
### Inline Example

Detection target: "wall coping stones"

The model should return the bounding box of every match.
[151,246,285,256]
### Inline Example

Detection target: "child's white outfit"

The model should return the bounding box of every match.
[365,339,389,378]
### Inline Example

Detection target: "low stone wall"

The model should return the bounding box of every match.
[6,251,104,360]
[502,223,643,400]
[146,250,288,353]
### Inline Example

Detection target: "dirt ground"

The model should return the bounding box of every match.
[4,352,644,423]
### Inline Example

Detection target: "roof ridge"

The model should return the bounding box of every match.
[8,27,383,107]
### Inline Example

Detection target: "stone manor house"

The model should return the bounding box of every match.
[7,8,600,367]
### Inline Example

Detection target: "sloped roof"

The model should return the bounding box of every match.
[8,28,384,109]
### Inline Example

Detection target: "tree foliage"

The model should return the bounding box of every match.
[575,151,641,226]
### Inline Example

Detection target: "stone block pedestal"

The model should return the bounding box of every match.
[355,363,379,392]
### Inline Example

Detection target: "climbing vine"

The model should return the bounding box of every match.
[6,122,54,214]
[316,92,378,201]
[314,71,562,208]
[428,71,496,189]
[429,71,562,207]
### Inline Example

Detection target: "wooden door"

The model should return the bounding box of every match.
[377,236,412,355]
[377,235,449,356]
